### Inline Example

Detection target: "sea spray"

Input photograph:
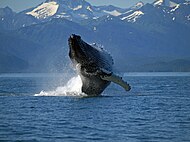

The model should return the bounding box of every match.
[34,75,87,96]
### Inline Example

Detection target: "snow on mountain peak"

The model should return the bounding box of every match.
[73,5,82,11]
[153,0,170,7]
[132,1,144,9]
[170,4,180,12]
[153,0,181,7]
[121,11,144,22]
[103,10,122,16]
[26,1,59,19]
[26,0,94,21]
[153,0,164,6]
[87,6,93,12]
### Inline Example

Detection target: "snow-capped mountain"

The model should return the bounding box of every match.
[26,1,59,19]
[168,1,190,24]
[131,1,145,10]
[153,0,187,7]
[25,0,128,22]
[119,0,190,24]
[1,0,188,29]
[26,0,93,21]
[153,0,170,6]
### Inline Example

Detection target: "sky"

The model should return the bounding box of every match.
[0,0,155,12]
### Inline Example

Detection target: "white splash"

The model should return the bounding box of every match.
[34,76,87,97]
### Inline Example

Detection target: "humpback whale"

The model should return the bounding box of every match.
[68,34,131,96]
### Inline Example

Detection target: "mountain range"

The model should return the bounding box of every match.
[0,0,190,72]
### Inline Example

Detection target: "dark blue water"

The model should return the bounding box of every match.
[0,73,190,142]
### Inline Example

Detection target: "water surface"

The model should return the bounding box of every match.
[0,72,190,142]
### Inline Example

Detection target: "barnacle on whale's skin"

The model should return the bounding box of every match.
[68,34,131,96]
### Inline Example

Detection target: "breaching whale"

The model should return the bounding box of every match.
[68,34,131,96]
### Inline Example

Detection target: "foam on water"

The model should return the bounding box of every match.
[34,75,87,97]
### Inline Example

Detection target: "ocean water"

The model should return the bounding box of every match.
[0,72,190,142]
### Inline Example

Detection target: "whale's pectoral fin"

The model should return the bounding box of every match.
[100,73,131,91]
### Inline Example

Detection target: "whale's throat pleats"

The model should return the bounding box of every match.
[80,41,114,72]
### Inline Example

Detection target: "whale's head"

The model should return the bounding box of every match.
[68,34,88,65]
[68,34,98,71]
